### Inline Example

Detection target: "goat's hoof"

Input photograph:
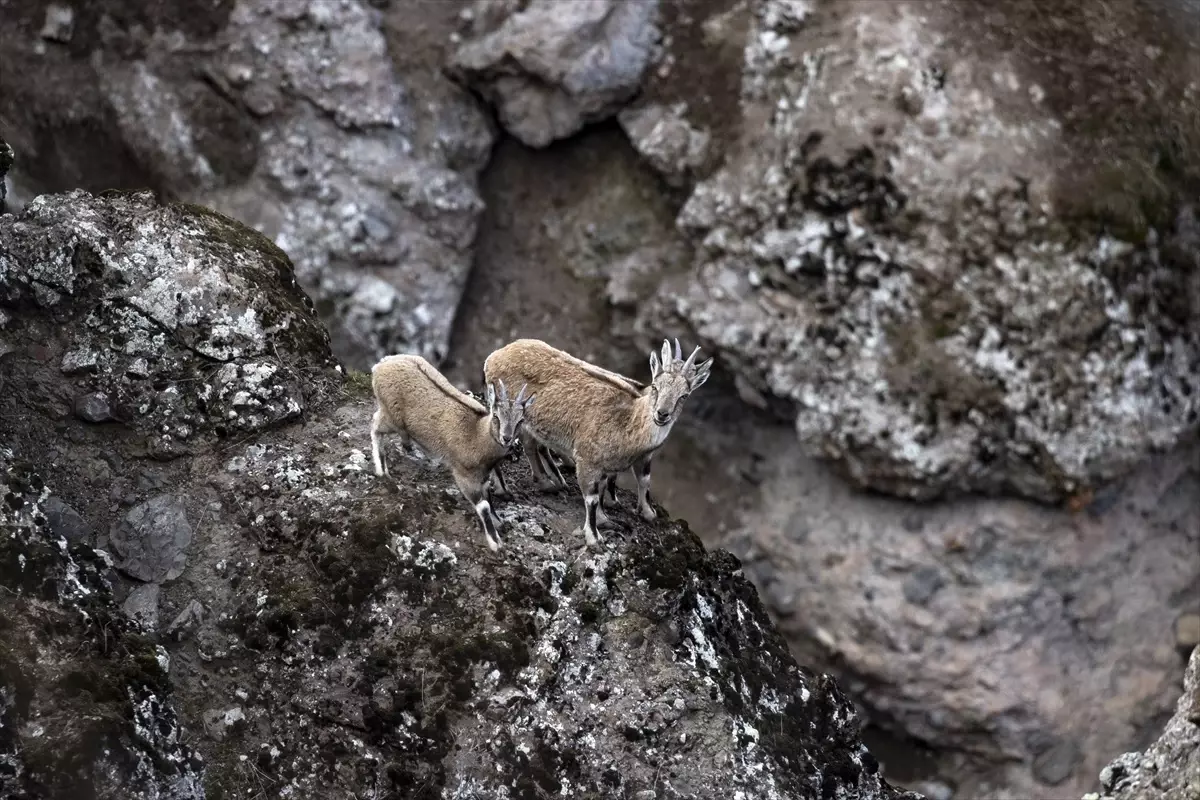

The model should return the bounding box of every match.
[574,528,604,549]
[639,507,657,522]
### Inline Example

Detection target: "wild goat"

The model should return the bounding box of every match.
[369,354,535,551]
[483,338,711,548]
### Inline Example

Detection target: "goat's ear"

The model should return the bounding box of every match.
[649,350,661,379]
[691,358,713,389]
[485,383,497,410]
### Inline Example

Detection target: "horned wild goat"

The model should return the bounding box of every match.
[483,338,712,548]
[369,354,535,551]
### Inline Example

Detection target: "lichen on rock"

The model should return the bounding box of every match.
[636,0,1200,501]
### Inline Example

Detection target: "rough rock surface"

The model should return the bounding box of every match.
[0,188,918,799]
[109,494,193,583]
[0,0,494,369]
[1089,646,1200,800]
[629,0,1200,501]
[0,450,205,798]
[449,0,661,148]
[729,434,1200,798]
[0,189,340,459]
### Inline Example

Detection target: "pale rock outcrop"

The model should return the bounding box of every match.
[448,0,661,147]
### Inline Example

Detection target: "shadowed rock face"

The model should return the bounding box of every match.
[0,188,917,799]
[0,134,12,211]
[0,0,493,371]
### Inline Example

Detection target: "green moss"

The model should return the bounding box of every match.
[343,369,374,399]
[632,520,707,592]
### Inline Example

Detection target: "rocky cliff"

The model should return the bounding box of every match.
[0,187,916,799]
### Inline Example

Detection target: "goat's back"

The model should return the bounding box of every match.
[372,354,487,460]
[484,339,640,455]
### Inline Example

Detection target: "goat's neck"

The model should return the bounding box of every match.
[632,394,672,450]
[476,412,498,452]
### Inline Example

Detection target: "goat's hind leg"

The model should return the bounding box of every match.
[488,462,512,500]
[538,445,569,488]
[522,432,561,493]
[594,473,619,531]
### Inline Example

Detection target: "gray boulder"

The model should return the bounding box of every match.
[109,495,192,583]
[449,0,661,147]
[0,189,339,457]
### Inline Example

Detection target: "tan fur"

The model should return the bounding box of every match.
[370,354,531,551]
[483,338,710,548]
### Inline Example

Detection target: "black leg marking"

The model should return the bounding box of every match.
[493,466,511,497]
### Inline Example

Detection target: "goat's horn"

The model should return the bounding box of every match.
[515,383,526,403]
[660,339,672,366]
[673,338,682,361]
[497,378,508,402]
[683,345,701,370]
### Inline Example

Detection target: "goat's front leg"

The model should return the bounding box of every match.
[633,454,657,522]
[574,464,605,549]
[454,469,502,552]
[370,407,390,477]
